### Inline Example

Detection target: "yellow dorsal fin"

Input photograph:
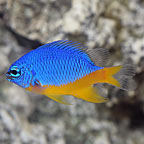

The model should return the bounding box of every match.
[47,95,72,105]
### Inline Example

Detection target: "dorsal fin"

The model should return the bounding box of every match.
[48,40,88,55]
[39,40,93,63]
[44,40,109,66]
[87,48,110,66]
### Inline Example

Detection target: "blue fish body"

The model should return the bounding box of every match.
[6,40,136,104]
[7,40,103,88]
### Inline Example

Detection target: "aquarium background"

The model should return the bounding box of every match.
[0,0,144,144]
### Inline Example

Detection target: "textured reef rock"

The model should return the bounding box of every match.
[0,0,144,144]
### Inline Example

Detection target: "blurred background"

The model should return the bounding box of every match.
[0,0,144,144]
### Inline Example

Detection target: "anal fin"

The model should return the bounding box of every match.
[74,86,108,103]
[47,95,72,105]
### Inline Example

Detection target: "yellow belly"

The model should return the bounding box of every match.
[25,66,122,104]
[26,69,106,96]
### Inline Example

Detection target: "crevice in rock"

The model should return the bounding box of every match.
[5,25,43,49]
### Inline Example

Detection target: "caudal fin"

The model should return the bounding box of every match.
[104,64,136,90]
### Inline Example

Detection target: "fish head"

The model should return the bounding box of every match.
[6,62,32,88]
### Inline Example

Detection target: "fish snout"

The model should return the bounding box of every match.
[6,72,13,81]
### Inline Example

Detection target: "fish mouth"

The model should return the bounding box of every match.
[6,72,14,81]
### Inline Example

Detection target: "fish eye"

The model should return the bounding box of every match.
[10,70,18,75]
[9,66,21,78]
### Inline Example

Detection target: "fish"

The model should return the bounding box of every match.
[6,40,136,105]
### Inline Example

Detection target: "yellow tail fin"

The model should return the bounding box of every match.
[104,65,122,87]
[72,64,136,103]
[104,65,136,90]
